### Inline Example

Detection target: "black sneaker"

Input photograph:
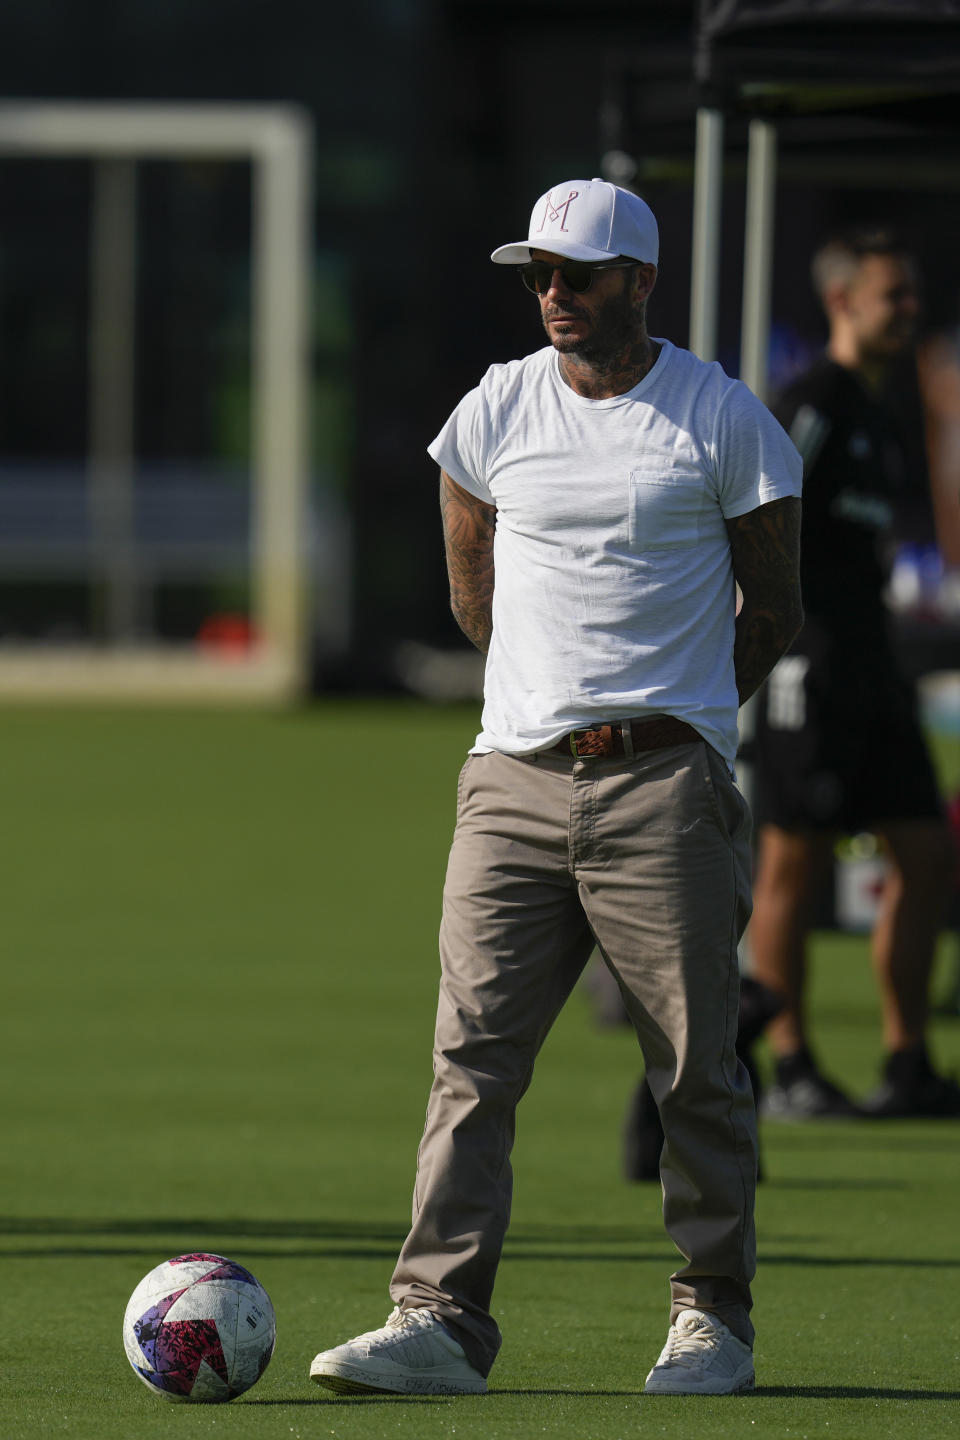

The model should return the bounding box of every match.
[760,1048,861,1121]
[861,1044,960,1118]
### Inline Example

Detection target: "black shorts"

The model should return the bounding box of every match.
[750,627,944,833]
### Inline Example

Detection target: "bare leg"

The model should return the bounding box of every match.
[872,818,954,1052]
[748,824,834,1058]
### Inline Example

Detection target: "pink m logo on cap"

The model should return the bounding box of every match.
[537,189,579,234]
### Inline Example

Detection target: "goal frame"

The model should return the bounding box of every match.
[0,102,314,703]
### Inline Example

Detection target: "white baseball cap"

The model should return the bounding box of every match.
[491,177,659,267]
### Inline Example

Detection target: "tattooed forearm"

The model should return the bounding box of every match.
[733,609,799,705]
[725,496,803,704]
[440,469,496,654]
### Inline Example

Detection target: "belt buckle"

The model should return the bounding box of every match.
[569,725,612,758]
[569,728,586,758]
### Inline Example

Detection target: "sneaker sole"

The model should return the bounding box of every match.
[310,1362,487,1396]
[645,1371,755,1396]
[861,1093,960,1118]
[760,1100,860,1122]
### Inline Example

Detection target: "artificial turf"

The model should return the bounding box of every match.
[1,700,958,1439]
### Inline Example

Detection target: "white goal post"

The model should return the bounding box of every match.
[0,102,314,702]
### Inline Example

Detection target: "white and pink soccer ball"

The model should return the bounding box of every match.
[122,1252,276,1402]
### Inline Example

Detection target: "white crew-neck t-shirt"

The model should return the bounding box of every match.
[428,339,802,768]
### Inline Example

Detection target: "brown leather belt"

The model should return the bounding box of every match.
[549,716,700,759]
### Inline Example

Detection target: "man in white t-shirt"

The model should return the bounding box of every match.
[311,178,803,1398]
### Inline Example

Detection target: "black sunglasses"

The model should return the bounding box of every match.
[518,258,638,295]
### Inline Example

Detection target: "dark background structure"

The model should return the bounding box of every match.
[1,0,959,689]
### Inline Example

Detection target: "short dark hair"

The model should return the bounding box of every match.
[811,226,913,302]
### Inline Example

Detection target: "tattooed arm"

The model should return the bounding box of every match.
[725,495,803,704]
[440,469,497,654]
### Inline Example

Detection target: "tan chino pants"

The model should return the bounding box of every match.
[390,740,757,1376]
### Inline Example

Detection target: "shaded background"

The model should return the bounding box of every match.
[2,0,959,690]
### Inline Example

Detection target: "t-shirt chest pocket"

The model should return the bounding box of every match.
[628,468,704,549]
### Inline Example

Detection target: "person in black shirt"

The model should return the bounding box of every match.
[749,227,959,1119]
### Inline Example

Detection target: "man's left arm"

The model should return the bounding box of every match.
[725,495,803,705]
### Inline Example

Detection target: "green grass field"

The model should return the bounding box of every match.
[2,701,959,1440]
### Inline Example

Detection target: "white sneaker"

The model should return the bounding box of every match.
[309,1306,488,1396]
[644,1309,755,1395]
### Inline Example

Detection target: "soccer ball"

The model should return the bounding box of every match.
[122,1252,276,1402]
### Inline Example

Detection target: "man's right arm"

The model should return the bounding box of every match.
[440,469,496,654]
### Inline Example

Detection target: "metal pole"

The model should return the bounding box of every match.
[689,107,724,362]
[740,117,777,400]
[88,157,138,640]
[736,120,777,954]
[251,116,312,691]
